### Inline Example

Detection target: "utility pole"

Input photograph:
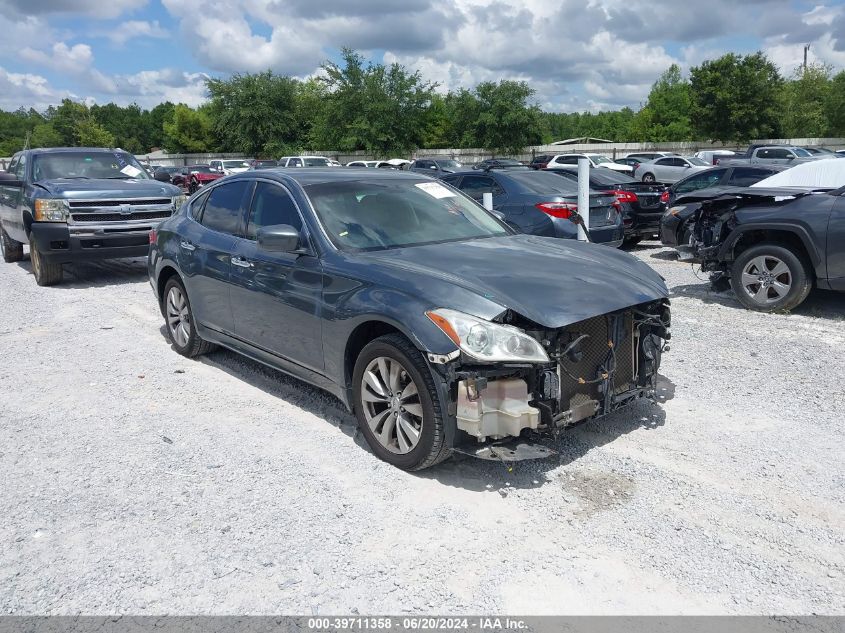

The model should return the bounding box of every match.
[803,44,810,72]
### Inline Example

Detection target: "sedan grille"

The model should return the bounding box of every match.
[558,313,635,411]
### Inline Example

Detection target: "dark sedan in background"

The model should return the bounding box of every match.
[545,166,667,245]
[441,169,624,247]
[660,165,788,251]
[149,169,670,470]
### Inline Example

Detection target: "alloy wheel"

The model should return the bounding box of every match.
[740,255,792,306]
[360,356,424,454]
[166,285,191,347]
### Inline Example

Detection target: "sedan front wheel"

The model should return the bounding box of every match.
[352,334,451,470]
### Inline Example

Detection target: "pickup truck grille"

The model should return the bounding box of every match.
[67,198,172,208]
[70,210,173,223]
[66,198,174,225]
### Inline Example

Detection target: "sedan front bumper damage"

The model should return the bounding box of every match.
[428,298,671,461]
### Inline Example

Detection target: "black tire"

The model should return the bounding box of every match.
[1,224,24,263]
[29,241,63,286]
[189,179,198,194]
[623,236,643,248]
[730,243,812,312]
[162,277,216,357]
[642,172,656,183]
[352,333,451,470]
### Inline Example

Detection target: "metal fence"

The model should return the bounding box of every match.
[3,137,844,170]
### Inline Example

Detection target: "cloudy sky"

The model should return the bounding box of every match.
[2,0,845,113]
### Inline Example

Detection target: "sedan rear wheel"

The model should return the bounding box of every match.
[162,277,216,357]
[642,172,656,183]
[352,334,451,470]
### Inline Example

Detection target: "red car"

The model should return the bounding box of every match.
[182,164,223,193]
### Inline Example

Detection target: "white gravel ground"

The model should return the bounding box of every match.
[0,241,843,615]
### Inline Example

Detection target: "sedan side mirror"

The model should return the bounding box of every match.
[257,224,301,253]
[490,209,506,222]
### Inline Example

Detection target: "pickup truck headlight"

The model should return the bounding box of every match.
[427,308,550,363]
[172,194,187,210]
[34,199,68,222]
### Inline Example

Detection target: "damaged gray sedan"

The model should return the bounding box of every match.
[149,169,671,470]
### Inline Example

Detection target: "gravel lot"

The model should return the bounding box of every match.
[1,241,843,615]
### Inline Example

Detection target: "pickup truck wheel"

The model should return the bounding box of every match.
[642,173,656,183]
[162,277,216,357]
[730,244,812,312]
[352,334,450,471]
[29,243,63,286]
[1,225,24,263]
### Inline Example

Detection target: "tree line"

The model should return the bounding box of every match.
[2,49,845,158]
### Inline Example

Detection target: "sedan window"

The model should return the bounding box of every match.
[674,169,726,193]
[304,179,508,251]
[246,182,303,239]
[458,175,504,198]
[200,181,252,235]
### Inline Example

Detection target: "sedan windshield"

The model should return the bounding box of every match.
[687,157,709,166]
[591,155,613,164]
[303,157,331,167]
[222,160,248,168]
[437,160,462,169]
[305,179,509,252]
[32,151,150,180]
[792,148,812,157]
[190,166,214,173]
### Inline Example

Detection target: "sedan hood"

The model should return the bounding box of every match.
[35,178,181,199]
[359,235,668,329]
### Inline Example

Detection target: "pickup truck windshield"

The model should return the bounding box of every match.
[32,151,150,180]
[305,179,509,252]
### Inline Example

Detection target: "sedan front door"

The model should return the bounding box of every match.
[229,180,325,372]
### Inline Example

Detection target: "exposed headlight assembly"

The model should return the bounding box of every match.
[33,199,69,222]
[172,194,188,211]
[426,308,550,363]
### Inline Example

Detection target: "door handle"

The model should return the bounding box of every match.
[179,240,195,251]
[231,256,253,269]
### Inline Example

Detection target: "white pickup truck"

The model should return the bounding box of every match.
[718,146,826,166]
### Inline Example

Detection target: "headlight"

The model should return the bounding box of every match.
[172,195,187,210]
[426,308,550,363]
[33,199,68,222]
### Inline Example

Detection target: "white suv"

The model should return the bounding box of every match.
[278,156,333,167]
[546,153,633,173]
[209,159,252,176]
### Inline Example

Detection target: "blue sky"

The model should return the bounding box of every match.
[2,0,844,113]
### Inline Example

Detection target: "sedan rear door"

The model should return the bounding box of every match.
[178,180,254,336]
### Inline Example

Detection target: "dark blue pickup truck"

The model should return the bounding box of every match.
[0,147,184,285]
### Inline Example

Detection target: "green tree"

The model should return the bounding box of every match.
[630,65,693,142]
[207,71,301,156]
[46,99,90,146]
[825,71,845,136]
[472,80,543,153]
[313,48,436,155]
[443,89,482,147]
[145,101,176,150]
[29,122,63,148]
[781,64,831,138]
[689,52,784,143]
[90,102,146,152]
[74,117,116,147]
[162,104,213,153]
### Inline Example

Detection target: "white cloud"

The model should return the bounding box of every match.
[0,0,145,20]
[20,42,94,73]
[103,20,169,46]
[0,65,82,110]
